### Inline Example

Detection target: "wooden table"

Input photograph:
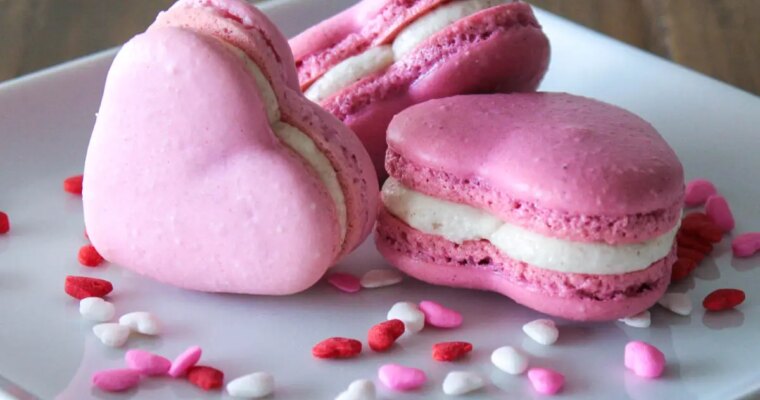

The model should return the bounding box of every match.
[1,0,758,95]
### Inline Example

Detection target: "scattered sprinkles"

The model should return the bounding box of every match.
[704,195,735,232]
[378,364,426,392]
[169,346,202,378]
[491,346,529,375]
[657,292,693,316]
[527,368,564,395]
[625,341,666,378]
[187,365,225,391]
[732,232,760,258]
[91,369,141,392]
[79,297,115,322]
[368,319,405,352]
[418,300,462,328]
[119,311,162,336]
[684,179,717,206]
[125,349,171,376]
[335,379,376,400]
[442,371,484,396]
[312,337,362,359]
[327,272,362,293]
[78,244,105,267]
[63,174,84,195]
[522,319,559,345]
[360,269,404,288]
[65,275,113,299]
[618,310,651,328]
[432,341,473,362]
[226,372,275,399]
[387,302,425,334]
[0,211,9,234]
[93,323,131,348]
[703,288,746,311]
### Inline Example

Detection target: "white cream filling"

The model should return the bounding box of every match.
[382,178,678,275]
[228,44,347,242]
[305,0,507,102]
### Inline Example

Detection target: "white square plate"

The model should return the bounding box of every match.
[1,0,759,399]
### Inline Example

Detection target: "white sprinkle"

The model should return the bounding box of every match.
[335,379,376,400]
[79,297,115,322]
[119,311,162,335]
[658,293,692,316]
[618,310,651,328]
[522,319,558,345]
[387,301,425,334]
[442,371,484,395]
[360,269,404,288]
[491,346,529,375]
[227,372,274,399]
[93,323,130,347]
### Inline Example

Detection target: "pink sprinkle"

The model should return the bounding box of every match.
[125,349,172,376]
[169,345,202,378]
[327,272,361,293]
[378,363,427,391]
[684,179,717,206]
[705,195,734,232]
[624,341,666,378]
[92,369,141,392]
[527,368,564,395]
[418,300,463,328]
[732,232,760,258]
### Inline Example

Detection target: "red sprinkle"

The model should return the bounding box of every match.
[703,289,745,311]
[670,258,697,282]
[187,366,224,391]
[677,247,706,263]
[0,211,8,234]
[680,212,723,243]
[677,232,713,254]
[705,195,735,232]
[78,244,104,267]
[432,341,473,362]
[65,275,113,299]
[64,175,84,195]
[368,319,405,352]
[312,337,362,359]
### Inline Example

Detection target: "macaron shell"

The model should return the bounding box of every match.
[376,209,674,321]
[322,2,550,175]
[154,0,379,257]
[387,93,684,217]
[83,28,340,294]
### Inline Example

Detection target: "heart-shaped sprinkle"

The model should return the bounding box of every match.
[527,368,565,395]
[312,337,363,359]
[92,368,141,392]
[680,212,723,243]
[378,364,426,391]
[703,288,746,311]
[657,293,692,316]
[119,311,161,336]
[670,258,697,282]
[125,349,171,376]
[64,174,84,195]
[361,269,404,288]
[490,346,529,375]
[618,310,651,328]
[226,372,274,399]
[732,232,760,258]
[93,323,130,347]
[684,179,717,206]
[432,341,473,362]
[78,244,105,267]
[79,297,115,322]
[624,341,666,378]
[188,365,225,391]
[387,302,424,334]
[368,319,405,352]
[169,345,202,378]
[327,273,362,293]
[335,379,376,400]
[705,195,734,232]
[418,300,462,328]
[65,275,113,299]
[0,211,9,234]
[442,371,484,396]
[522,319,558,345]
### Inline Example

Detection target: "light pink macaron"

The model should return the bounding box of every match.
[376,93,684,321]
[290,0,550,177]
[83,0,378,295]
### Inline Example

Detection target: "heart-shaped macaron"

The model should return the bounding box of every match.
[83,0,378,295]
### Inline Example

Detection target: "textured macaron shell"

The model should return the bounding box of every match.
[84,0,378,294]
[292,0,550,175]
[387,93,684,244]
[376,209,674,321]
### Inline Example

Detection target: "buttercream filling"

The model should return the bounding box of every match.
[304,0,508,102]
[381,178,678,275]
[225,43,347,243]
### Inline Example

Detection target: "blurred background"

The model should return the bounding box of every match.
[0,0,758,95]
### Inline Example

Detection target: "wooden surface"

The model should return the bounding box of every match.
[1,0,759,95]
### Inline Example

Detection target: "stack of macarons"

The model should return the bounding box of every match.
[84,0,685,321]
